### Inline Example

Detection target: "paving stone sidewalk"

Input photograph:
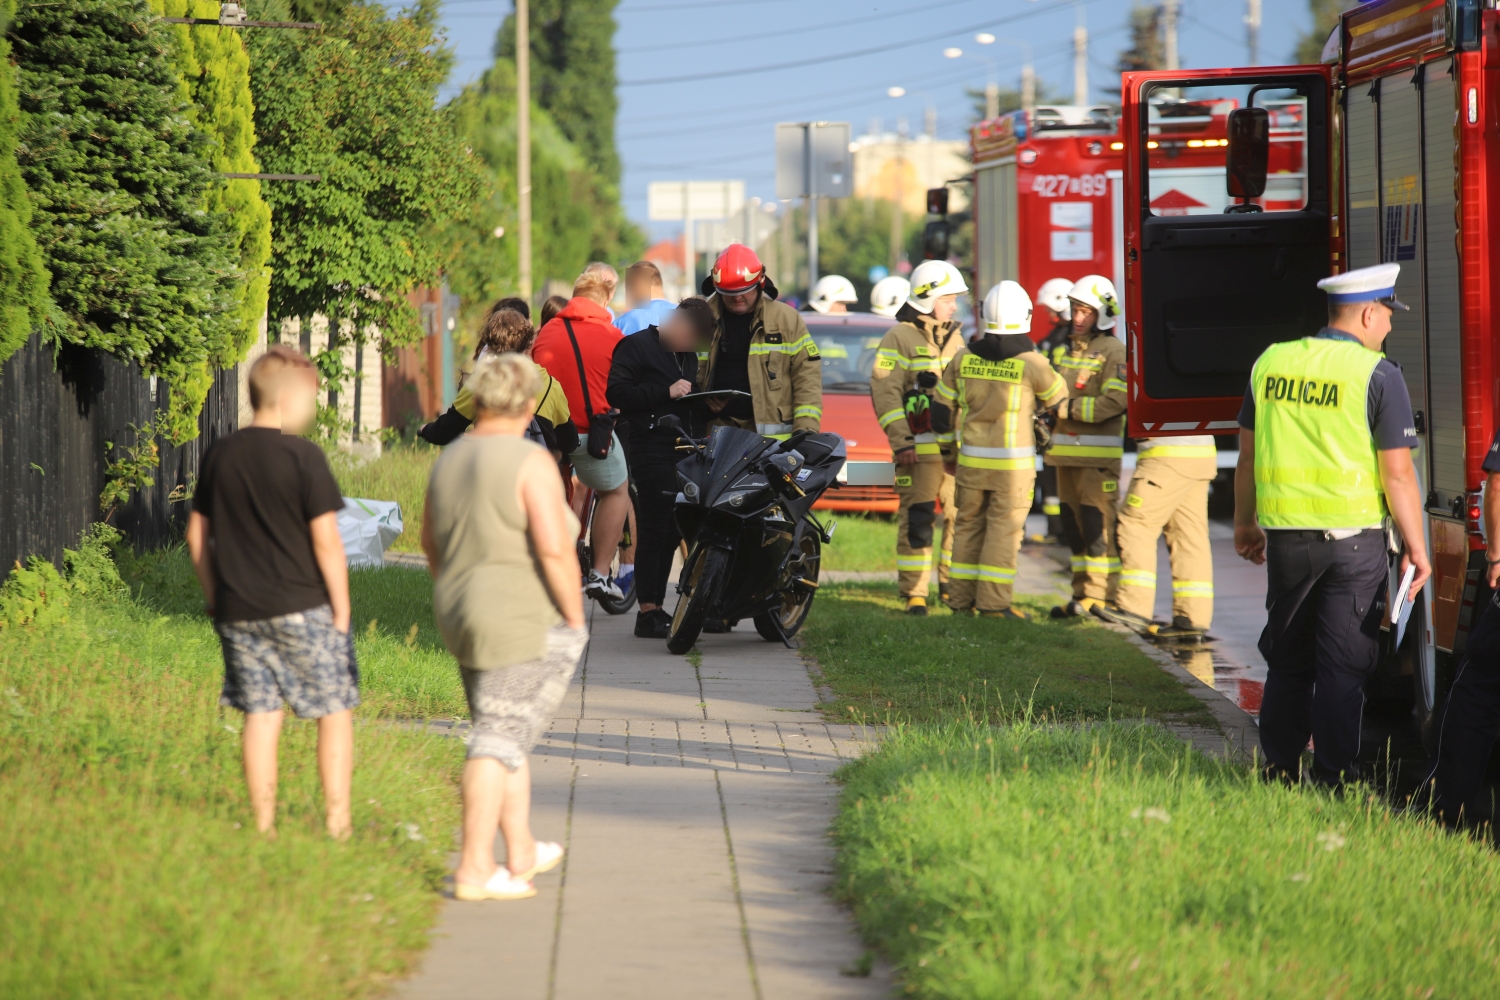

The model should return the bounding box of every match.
[397,603,888,1000]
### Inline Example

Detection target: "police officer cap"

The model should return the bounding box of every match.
[1316,263,1409,311]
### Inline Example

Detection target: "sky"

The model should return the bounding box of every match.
[431,0,1315,243]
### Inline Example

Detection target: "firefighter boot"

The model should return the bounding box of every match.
[906,596,928,617]
[1091,603,1158,635]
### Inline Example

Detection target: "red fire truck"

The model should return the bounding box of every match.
[1117,0,1489,748]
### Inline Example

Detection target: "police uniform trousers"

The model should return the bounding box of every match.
[1257,528,1387,783]
[894,463,956,599]
[1432,589,1500,825]
[1115,457,1214,627]
[946,468,1033,613]
[1053,464,1121,604]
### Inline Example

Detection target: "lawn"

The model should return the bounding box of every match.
[328,443,438,553]
[0,530,466,998]
[802,582,1209,728]
[819,512,907,574]
[836,719,1500,998]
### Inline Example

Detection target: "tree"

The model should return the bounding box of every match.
[442,56,596,331]
[966,79,1065,124]
[1108,4,1166,94]
[1295,0,1357,63]
[496,0,641,264]
[0,0,49,364]
[246,0,487,349]
[13,0,242,443]
[153,0,274,363]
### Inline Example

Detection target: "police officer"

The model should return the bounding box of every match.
[1094,432,1217,639]
[1046,275,1127,618]
[870,259,967,615]
[1033,277,1074,539]
[1235,263,1430,786]
[937,281,1068,618]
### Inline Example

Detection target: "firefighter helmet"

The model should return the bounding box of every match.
[906,260,969,314]
[982,281,1033,335]
[869,276,910,317]
[1067,274,1120,331]
[808,274,858,314]
[1036,277,1074,321]
[711,244,765,294]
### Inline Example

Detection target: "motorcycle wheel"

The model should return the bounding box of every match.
[753,530,821,642]
[668,546,727,655]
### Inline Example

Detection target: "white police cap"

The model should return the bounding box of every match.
[1316,263,1409,311]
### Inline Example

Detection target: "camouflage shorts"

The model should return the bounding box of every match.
[217,605,360,718]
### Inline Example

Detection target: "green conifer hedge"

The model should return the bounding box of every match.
[0,0,50,364]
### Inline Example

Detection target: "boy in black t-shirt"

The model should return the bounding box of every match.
[187,345,356,839]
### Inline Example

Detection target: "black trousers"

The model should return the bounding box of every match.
[1434,589,1500,824]
[630,450,682,607]
[1257,528,1387,783]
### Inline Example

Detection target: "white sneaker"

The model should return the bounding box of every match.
[454,867,536,901]
[584,570,624,601]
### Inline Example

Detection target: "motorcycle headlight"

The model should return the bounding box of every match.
[716,488,766,510]
[682,480,700,502]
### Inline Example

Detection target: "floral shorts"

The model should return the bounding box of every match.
[462,624,588,770]
[217,605,360,718]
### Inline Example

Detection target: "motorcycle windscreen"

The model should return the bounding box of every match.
[1120,66,1334,436]
[703,426,771,502]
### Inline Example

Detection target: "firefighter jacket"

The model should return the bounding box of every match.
[938,339,1067,485]
[869,312,963,462]
[1046,330,1128,468]
[697,293,822,437]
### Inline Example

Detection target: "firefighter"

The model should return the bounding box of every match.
[869,276,911,319]
[870,259,967,615]
[808,274,858,314]
[938,281,1068,618]
[1033,276,1075,538]
[1093,433,1217,639]
[1235,263,1429,786]
[1045,274,1127,618]
[697,245,822,440]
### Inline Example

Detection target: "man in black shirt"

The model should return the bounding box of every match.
[711,307,755,422]
[188,345,357,839]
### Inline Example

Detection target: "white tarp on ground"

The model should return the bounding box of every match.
[337,497,403,568]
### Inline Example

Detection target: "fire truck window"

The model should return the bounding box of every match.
[1144,83,1309,216]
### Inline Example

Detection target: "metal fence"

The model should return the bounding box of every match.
[0,333,239,570]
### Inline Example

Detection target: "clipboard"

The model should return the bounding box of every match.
[681,390,752,402]
[1390,563,1417,648]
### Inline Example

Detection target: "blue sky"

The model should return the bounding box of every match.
[431,0,1315,239]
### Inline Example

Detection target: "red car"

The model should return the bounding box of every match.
[803,312,899,513]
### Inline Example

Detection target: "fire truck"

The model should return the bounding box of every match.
[1117,0,1491,749]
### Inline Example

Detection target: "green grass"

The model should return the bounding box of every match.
[836,720,1500,998]
[0,546,465,997]
[820,513,949,575]
[803,582,1208,728]
[328,443,438,553]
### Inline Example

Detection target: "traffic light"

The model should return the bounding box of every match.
[922,220,950,261]
[926,187,949,216]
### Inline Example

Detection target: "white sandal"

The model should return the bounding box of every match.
[512,841,564,881]
[454,867,536,901]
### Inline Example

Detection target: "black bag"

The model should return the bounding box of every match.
[563,318,618,460]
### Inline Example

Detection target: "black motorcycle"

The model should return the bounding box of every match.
[657,418,844,655]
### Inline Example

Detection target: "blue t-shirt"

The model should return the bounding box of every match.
[615,299,676,336]
[1237,328,1418,451]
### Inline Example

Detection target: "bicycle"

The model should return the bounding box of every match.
[572,476,638,615]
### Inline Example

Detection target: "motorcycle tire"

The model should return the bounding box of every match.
[668,547,728,655]
[753,531,821,643]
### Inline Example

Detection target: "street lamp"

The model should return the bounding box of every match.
[971,33,1035,115]
[942,45,1000,120]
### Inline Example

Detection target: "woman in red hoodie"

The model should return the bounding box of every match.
[531,270,630,601]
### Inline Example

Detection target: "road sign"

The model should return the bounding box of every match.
[775,122,852,199]
[647,180,745,221]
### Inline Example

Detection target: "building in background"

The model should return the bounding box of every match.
[851,129,971,215]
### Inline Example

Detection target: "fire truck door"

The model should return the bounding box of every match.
[1120,67,1335,435]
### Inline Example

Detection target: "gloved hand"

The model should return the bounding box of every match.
[903,390,933,435]
[1053,398,1070,421]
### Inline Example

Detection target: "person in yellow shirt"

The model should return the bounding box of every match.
[937,281,1067,618]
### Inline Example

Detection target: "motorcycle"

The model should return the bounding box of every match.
[656,417,844,655]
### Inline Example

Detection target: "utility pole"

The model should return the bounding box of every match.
[516,0,532,301]
[1073,21,1088,105]
[1021,63,1036,114]
[779,201,794,290]
[1163,0,1180,71]
[805,126,819,292]
[984,81,999,121]
[1245,0,1261,65]
[889,121,906,272]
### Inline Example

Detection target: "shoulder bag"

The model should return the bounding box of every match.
[563,318,618,460]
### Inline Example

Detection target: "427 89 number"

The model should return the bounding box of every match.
[1030,173,1109,197]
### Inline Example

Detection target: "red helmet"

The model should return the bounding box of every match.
[711,244,765,294]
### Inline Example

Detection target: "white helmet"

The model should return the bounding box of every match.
[1036,277,1074,321]
[982,281,1033,335]
[869,276,911,318]
[808,274,858,314]
[1067,274,1121,331]
[906,259,969,314]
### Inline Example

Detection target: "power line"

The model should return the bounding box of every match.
[619,0,1107,86]
[624,0,986,52]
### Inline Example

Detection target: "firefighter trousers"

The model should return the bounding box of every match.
[1115,458,1214,628]
[946,469,1034,613]
[1053,464,1120,604]
[894,461,955,599]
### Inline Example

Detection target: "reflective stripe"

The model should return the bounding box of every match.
[914,442,942,455]
[935,432,956,444]
[757,422,794,436]
[1070,555,1085,572]
[1036,379,1067,403]
[794,405,822,420]
[950,562,1016,582]
[960,444,1035,459]
[1101,378,1128,394]
[935,381,958,401]
[913,432,938,444]
[749,335,818,356]
[878,408,905,429]
[1120,569,1157,588]
[1050,432,1123,459]
[1042,502,1061,515]
[959,455,1034,470]
[1081,555,1113,571]
[1173,580,1214,597]
[1138,445,1217,459]
[1076,397,1097,422]
[1057,356,1103,372]
[1049,445,1124,458]
[938,550,952,569]
[896,556,932,570]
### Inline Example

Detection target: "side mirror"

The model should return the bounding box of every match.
[1225,107,1269,201]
